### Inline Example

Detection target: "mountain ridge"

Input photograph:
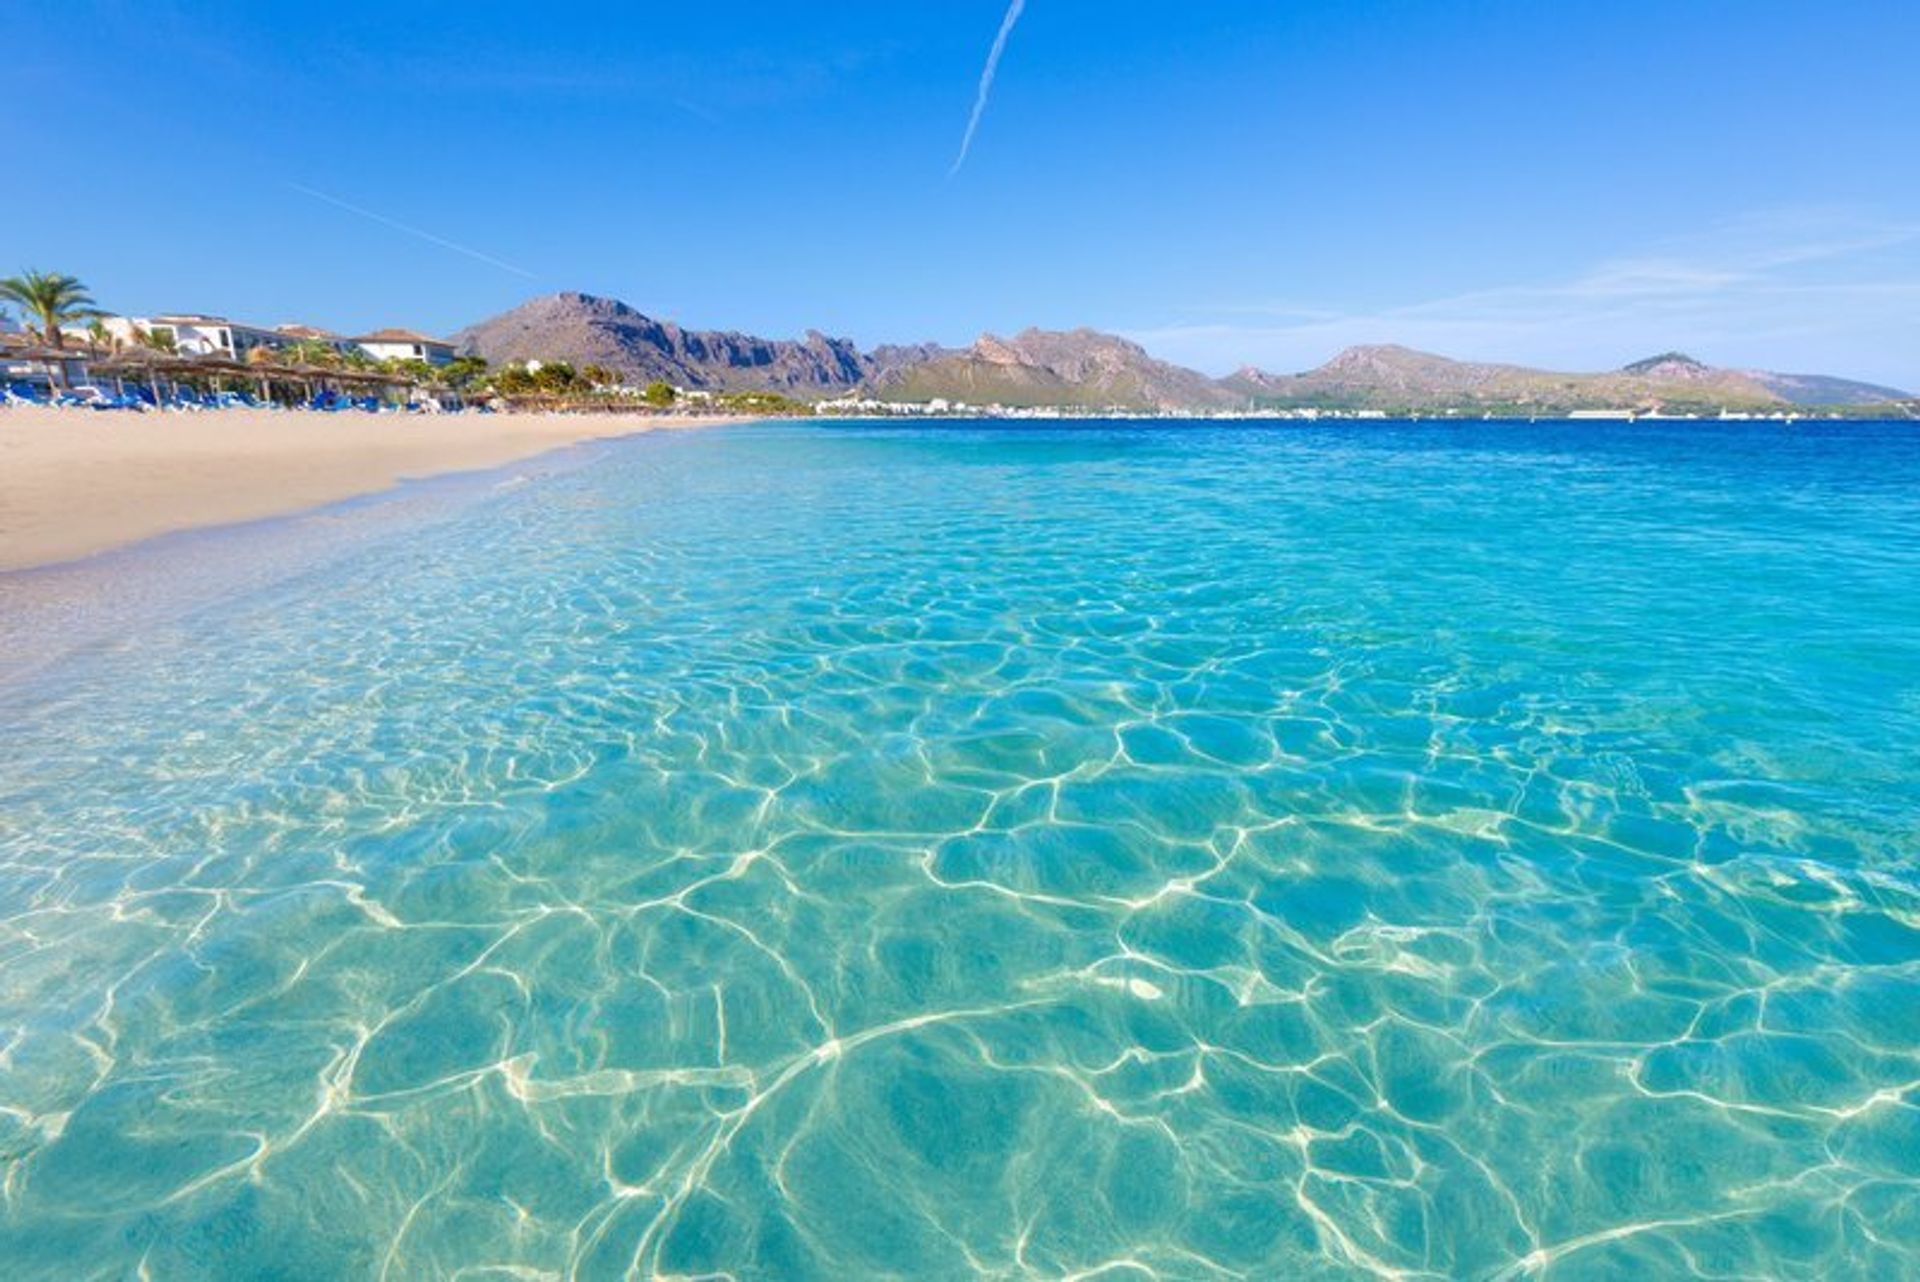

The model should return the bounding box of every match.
[1227,344,1789,412]
[451,292,943,394]
[451,294,1913,412]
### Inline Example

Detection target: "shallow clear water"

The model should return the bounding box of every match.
[2,420,1919,1279]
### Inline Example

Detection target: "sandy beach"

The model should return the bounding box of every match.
[0,407,746,572]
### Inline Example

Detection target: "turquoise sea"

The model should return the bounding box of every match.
[2,419,1918,1279]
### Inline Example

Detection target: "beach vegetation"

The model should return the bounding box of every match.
[644,380,678,408]
[438,356,490,391]
[381,357,436,383]
[0,270,102,348]
[281,339,343,368]
[493,361,592,396]
[716,390,812,415]
[534,361,580,393]
[491,365,536,395]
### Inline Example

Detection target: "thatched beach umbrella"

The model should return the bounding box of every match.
[4,338,95,395]
[93,351,259,403]
[256,360,412,403]
[93,347,166,401]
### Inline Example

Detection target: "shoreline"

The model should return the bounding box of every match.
[0,408,750,573]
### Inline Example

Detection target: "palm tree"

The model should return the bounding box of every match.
[134,323,178,354]
[0,270,102,349]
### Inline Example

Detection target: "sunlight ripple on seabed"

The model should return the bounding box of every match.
[1,420,1918,1279]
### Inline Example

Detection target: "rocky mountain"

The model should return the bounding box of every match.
[1221,345,1902,414]
[1222,345,1571,406]
[452,293,913,394]
[864,328,1240,412]
[868,341,963,381]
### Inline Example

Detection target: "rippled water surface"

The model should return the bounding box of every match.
[3,420,1919,1279]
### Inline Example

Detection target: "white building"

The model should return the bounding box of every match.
[140,315,291,360]
[53,313,461,370]
[354,328,456,366]
[65,315,378,363]
[69,314,292,360]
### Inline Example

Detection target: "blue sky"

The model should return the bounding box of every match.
[10,0,1919,385]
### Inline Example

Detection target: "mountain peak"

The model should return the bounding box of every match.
[545,291,643,317]
[1308,344,1483,386]
[1334,343,1423,358]
[1621,351,1712,378]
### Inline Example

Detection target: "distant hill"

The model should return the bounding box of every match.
[452,294,1911,413]
[452,293,943,394]
[1226,345,1798,413]
[864,328,1240,411]
[1605,353,1901,404]
[1744,369,1914,406]
[1222,345,1560,406]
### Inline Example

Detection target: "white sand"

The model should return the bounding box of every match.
[0,407,745,571]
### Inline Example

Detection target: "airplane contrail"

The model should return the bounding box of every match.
[285,182,538,279]
[950,0,1027,176]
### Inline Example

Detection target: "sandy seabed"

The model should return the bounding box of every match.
[0,407,745,571]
